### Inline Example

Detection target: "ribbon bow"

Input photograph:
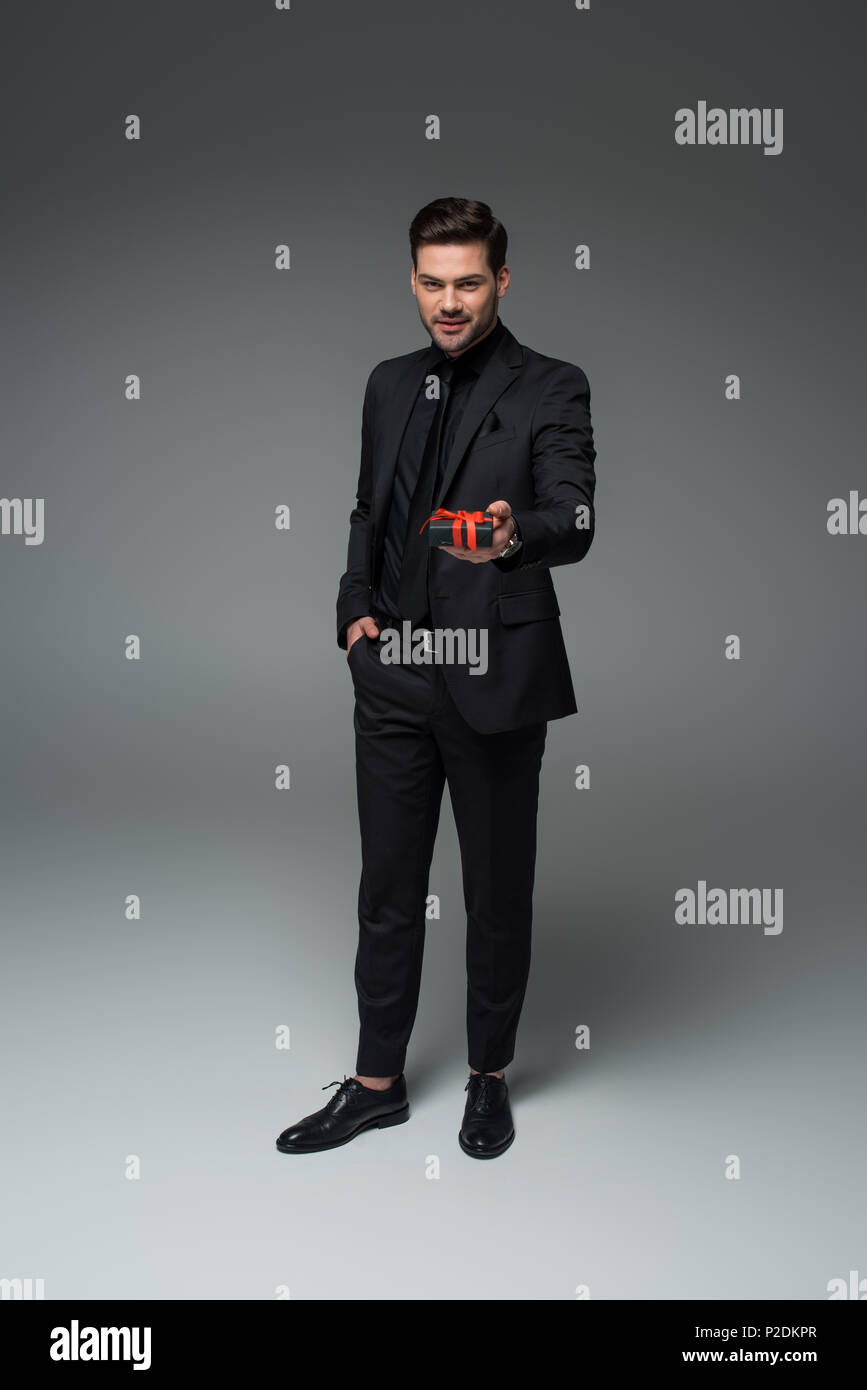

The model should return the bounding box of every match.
[420,508,491,550]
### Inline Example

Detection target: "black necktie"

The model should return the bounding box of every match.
[398,359,456,623]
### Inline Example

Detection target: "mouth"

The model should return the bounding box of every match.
[437,320,468,334]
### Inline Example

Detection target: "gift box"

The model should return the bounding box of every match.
[421,509,495,549]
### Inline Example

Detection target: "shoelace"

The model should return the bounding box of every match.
[321,1075,357,1107]
[465,1073,502,1114]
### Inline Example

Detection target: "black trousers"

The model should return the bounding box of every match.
[348,616,547,1076]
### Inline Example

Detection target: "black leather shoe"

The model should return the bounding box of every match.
[276,1074,409,1153]
[458,1073,515,1158]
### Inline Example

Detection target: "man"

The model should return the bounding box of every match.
[276,197,596,1159]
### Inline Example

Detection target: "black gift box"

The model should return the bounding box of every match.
[425,511,494,549]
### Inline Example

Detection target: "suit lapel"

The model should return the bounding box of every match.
[433,327,523,508]
[372,346,438,529]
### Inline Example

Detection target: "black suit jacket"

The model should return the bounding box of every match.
[336,322,597,734]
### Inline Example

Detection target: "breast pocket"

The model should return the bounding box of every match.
[471,423,517,452]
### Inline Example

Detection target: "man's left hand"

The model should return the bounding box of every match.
[437,499,515,563]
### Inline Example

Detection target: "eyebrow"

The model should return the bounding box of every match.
[417,275,484,285]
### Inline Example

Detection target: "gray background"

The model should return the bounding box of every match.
[1,1,864,1300]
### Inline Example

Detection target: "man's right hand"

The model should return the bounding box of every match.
[346,615,381,656]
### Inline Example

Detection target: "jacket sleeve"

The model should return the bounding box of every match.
[503,362,597,571]
[336,367,378,649]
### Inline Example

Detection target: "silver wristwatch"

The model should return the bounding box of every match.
[498,520,522,559]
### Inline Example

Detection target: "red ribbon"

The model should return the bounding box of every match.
[420,508,491,550]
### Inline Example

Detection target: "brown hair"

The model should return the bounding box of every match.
[409,197,508,279]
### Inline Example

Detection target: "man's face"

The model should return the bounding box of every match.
[411,241,509,356]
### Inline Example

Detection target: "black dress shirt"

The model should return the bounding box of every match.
[372,316,513,624]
